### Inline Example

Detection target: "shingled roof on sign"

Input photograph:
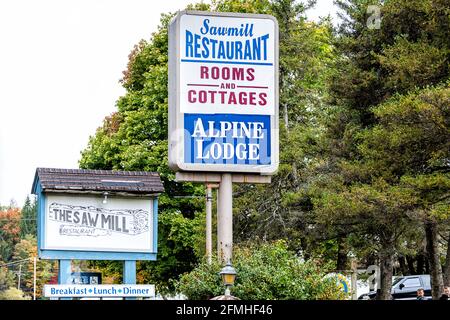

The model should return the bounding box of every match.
[31,168,164,195]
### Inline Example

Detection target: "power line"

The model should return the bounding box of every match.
[0,258,33,267]
[0,218,37,221]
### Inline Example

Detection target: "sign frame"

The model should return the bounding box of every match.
[35,187,158,261]
[168,10,279,175]
[42,193,155,254]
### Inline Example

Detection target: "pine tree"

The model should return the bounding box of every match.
[20,196,37,238]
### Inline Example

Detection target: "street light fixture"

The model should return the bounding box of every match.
[102,192,109,204]
[219,261,237,296]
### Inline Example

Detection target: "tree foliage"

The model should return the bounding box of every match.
[77,0,450,300]
[12,235,55,299]
[0,208,21,262]
[177,241,346,300]
[20,196,37,238]
[0,287,30,300]
[0,266,15,292]
[79,3,211,293]
[305,0,450,299]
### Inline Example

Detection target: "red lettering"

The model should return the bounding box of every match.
[199,91,207,103]
[259,93,267,105]
[187,90,268,107]
[200,66,209,79]
[198,66,254,81]
[208,90,215,103]
[238,92,247,105]
[188,90,196,103]
[232,68,244,80]
[246,68,255,81]
[222,67,230,80]
[211,67,220,79]
[228,92,237,104]
[249,92,256,105]
[219,91,227,104]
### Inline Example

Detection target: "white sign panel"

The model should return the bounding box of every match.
[43,194,153,253]
[44,284,155,298]
[169,11,279,174]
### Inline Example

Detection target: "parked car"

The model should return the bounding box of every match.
[358,275,431,300]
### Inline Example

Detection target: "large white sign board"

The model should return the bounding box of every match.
[43,194,153,253]
[169,11,279,174]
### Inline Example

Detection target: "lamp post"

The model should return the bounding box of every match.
[219,261,237,296]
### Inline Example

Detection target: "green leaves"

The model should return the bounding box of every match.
[177,241,346,300]
[76,0,450,298]
[359,85,450,178]
[377,37,448,93]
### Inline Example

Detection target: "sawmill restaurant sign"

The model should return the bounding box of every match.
[168,11,279,174]
[32,168,163,260]
[44,194,153,253]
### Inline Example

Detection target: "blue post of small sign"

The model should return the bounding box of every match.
[123,260,136,300]
[58,259,72,300]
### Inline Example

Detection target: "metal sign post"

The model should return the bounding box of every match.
[205,185,213,264]
[218,174,233,262]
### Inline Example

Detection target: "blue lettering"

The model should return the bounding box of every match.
[261,34,269,60]
[200,18,210,35]
[184,32,270,61]
[243,40,252,60]
[201,37,210,58]
[235,41,242,59]
[210,39,218,57]
[194,34,201,58]
[199,19,254,37]
[185,30,193,57]
[226,41,234,59]
[252,38,260,60]
[217,41,226,59]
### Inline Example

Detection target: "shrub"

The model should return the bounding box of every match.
[176,240,347,300]
[0,287,30,300]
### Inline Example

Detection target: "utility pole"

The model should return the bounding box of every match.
[33,257,37,300]
[17,263,22,290]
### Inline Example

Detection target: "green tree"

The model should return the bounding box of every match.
[230,0,336,255]
[0,287,30,300]
[357,85,450,298]
[308,0,450,299]
[80,2,210,294]
[0,265,15,292]
[177,240,346,300]
[78,0,335,295]
[20,196,37,238]
[0,208,21,262]
[12,235,56,299]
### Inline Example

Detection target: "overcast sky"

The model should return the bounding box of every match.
[0,0,338,207]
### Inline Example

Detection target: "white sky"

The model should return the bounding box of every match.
[0,0,338,207]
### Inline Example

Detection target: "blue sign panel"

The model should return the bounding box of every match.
[184,113,271,165]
